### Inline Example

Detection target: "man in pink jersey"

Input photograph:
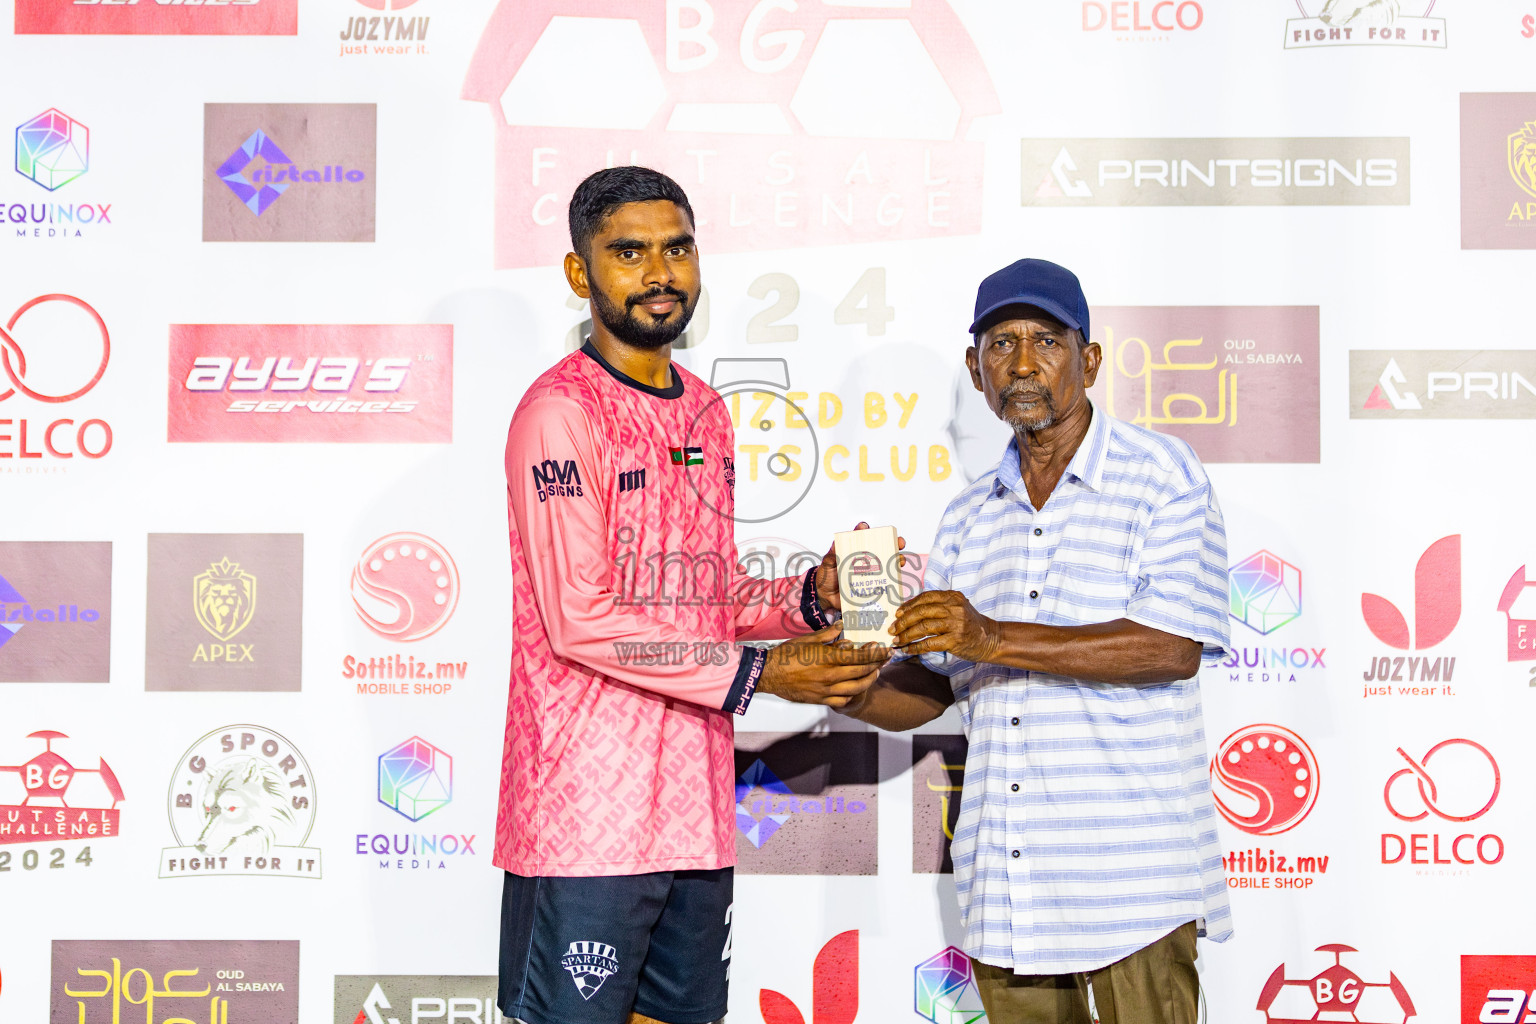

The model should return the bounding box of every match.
[497,166,891,1024]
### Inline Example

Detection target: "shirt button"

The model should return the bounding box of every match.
[1033,528,1042,536]
[1011,717,1020,726]
[1029,590,1039,600]
[1011,850,1021,859]
[1011,783,1019,792]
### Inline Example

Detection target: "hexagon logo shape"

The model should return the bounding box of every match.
[378,736,452,822]
[16,108,89,191]
[1230,550,1302,635]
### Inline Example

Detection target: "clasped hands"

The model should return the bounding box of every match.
[758,590,999,709]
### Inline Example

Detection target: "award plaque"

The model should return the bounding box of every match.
[834,526,900,644]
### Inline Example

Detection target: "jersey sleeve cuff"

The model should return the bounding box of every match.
[800,567,832,630]
[723,646,768,716]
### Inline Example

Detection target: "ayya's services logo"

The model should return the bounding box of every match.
[461,0,1000,267]
[18,0,296,36]
[203,104,375,243]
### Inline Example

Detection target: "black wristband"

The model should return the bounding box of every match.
[800,566,832,630]
[722,646,767,716]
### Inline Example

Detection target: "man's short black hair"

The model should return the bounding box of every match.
[568,166,695,259]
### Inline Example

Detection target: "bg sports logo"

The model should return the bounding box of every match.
[462,0,1000,267]
[168,325,452,443]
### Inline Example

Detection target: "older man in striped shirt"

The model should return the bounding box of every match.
[841,259,1232,1024]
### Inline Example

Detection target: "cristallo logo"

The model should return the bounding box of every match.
[461,0,1000,267]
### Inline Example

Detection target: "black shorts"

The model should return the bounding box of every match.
[498,868,733,1024]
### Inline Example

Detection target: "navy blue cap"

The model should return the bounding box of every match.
[969,258,1089,342]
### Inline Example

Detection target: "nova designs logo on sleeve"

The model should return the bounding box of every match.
[203,104,375,243]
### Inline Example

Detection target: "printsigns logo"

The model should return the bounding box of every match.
[1284,2,1446,49]
[0,542,111,682]
[760,931,858,1024]
[378,737,451,822]
[168,324,452,443]
[161,725,320,879]
[1258,945,1415,1024]
[203,104,376,243]
[462,0,1000,267]
[1462,94,1536,249]
[17,0,297,36]
[51,940,299,1024]
[16,109,87,191]
[1361,535,1460,651]
[734,733,876,875]
[914,947,986,1024]
[1352,351,1536,418]
[912,734,966,874]
[1023,140,1408,207]
[0,731,123,850]
[0,295,113,461]
[1498,566,1536,661]
[1211,725,1319,836]
[351,533,460,642]
[1085,307,1320,463]
[1231,551,1302,635]
[1462,956,1536,1024]
[334,976,501,1024]
[562,942,619,1001]
[145,534,302,692]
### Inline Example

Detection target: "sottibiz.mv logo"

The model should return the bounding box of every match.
[462,0,1000,267]
[1259,945,1415,1023]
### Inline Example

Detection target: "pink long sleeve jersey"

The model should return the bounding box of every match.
[496,343,824,876]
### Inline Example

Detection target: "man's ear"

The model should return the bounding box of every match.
[965,342,984,392]
[563,251,591,300]
[1081,339,1103,390]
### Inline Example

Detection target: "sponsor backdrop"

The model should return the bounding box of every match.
[1,2,1532,1023]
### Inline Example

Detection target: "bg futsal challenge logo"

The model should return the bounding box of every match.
[462,0,1000,267]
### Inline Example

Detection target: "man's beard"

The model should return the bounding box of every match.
[590,285,696,350]
[998,379,1057,431]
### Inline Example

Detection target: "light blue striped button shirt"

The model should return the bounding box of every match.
[919,400,1234,975]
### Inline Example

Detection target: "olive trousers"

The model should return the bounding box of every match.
[970,921,1200,1024]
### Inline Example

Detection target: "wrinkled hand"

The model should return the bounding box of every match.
[889,590,1000,663]
[758,623,892,708]
[814,521,908,612]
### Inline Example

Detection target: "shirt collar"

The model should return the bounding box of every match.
[991,398,1109,498]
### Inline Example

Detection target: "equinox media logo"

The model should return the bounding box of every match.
[15,109,87,191]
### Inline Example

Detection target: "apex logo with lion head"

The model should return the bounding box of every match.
[193,557,256,642]
[1509,121,1536,200]
[161,725,321,879]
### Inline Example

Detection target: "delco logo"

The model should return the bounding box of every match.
[168,325,452,443]
[461,0,1001,267]
[0,294,112,462]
